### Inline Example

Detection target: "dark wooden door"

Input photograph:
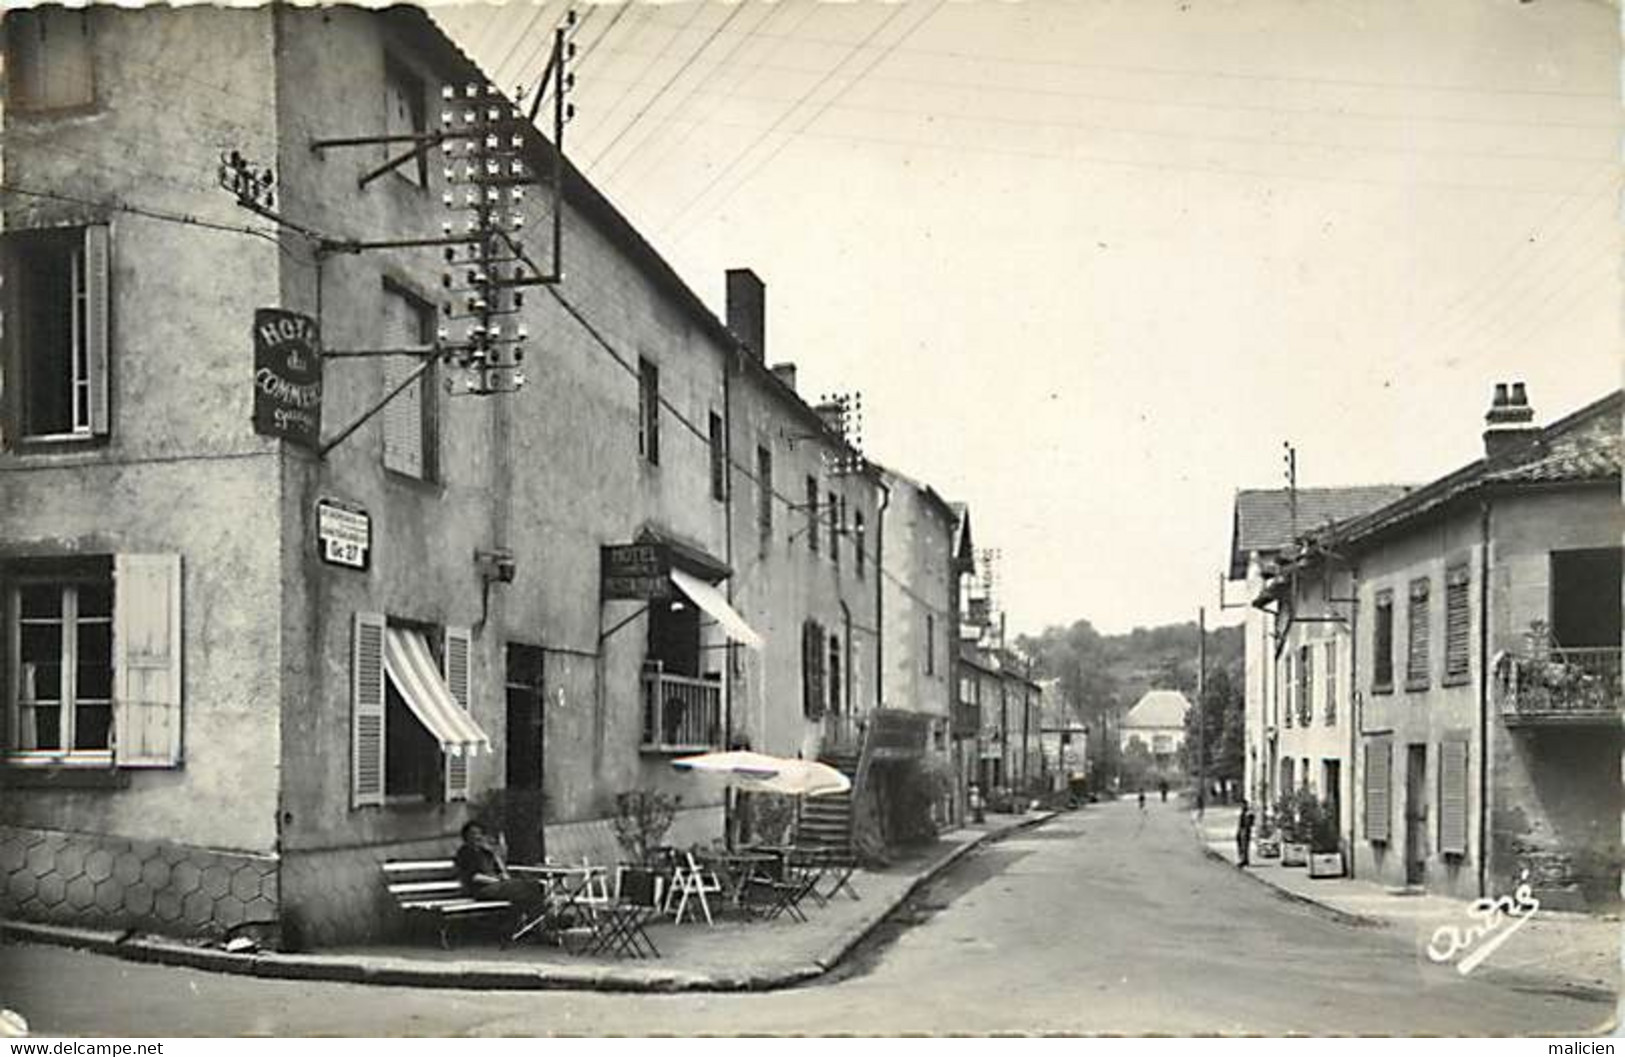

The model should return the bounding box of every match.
[1404,744,1427,886]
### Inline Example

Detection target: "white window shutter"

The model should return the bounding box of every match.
[352,612,386,807]
[1439,738,1469,856]
[112,554,182,767]
[1365,738,1391,844]
[84,224,111,436]
[443,624,472,802]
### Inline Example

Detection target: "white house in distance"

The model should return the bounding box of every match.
[1119,690,1191,777]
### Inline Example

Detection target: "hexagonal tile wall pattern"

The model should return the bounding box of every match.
[0,825,278,939]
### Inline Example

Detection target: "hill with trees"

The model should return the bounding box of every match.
[1015,619,1244,795]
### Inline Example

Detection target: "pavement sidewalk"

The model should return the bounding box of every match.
[1193,805,1620,1000]
[0,810,1055,993]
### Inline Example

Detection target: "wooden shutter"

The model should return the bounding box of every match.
[382,353,424,478]
[1407,578,1431,687]
[84,224,111,436]
[443,625,472,802]
[1444,566,1470,681]
[1439,738,1469,855]
[1373,591,1394,689]
[112,554,182,767]
[1364,738,1392,843]
[351,612,386,807]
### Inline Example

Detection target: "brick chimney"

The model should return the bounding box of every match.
[1483,381,1539,460]
[770,363,797,392]
[725,268,765,361]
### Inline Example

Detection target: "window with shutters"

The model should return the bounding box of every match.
[1372,590,1395,693]
[1443,565,1471,686]
[353,615,473,807]
[828,492,839,565]
[1406,578,1431,691]
[805,478,819,554]
[381,283,437,481]
[1364,738,1392,843]
[801,619,825,718]
[4,6,95,113]
[1438,737,1469,856]
[1,226,111,446]
[827,633,842,715]
[382,55,428,187]
[4,554,182,767]
[637,358,660,465]
[855,510,866,579]
[926,614,936,676]
[1297,644,1313,726]
[756,445,773,552]
[1282,652,1294,728]
[1323,641,1338,725]
[708,412,726,501]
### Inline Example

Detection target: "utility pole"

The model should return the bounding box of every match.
[1197,605,1207,817]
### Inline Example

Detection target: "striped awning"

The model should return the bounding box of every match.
[383,627,491,757]
[670,567,763,650]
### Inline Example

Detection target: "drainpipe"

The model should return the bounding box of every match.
[1478,499,1491,899]
[1346,561,1359,878]
[874,476,891,714]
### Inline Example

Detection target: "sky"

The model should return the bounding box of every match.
[433,0,1621,636]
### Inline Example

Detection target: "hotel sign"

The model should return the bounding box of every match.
[601,543,673,600]
[252,309,322,450]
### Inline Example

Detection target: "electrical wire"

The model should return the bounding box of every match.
[652,1,915,238]
[582,1,750,174]
[539,281,957,621]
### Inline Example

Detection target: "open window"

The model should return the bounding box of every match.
[1,225,111,446]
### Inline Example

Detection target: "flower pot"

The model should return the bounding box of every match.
[1255,837,1281,860]
[1281,842,1310,867]
[1308,852,1344,879]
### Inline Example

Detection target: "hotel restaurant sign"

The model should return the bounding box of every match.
[601,542,675,601]
[252,308,322,450]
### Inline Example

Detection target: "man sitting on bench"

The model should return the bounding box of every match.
[454,821,544,909]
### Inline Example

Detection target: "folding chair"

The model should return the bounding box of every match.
[817,850,860,902]
[584,867,662,958]
[668,852,724,926]
[739,857,818,923]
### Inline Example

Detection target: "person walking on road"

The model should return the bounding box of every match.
[1137,788,1146,810]
[1236,800,1256,866]
[1158,779,1168,803]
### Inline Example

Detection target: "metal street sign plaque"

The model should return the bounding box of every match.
[253,308,322,449]
[601,543,673,600]
[317,499,371,570]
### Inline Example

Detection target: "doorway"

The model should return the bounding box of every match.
[1404,744,1428,886]
[505,644,546,861]
[1322,759,1342,838]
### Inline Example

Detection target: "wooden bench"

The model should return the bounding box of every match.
[382,859,516,949]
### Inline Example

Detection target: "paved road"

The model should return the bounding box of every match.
[0,801,1614,1035]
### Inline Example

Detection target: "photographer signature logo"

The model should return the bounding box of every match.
[1425,869,1540,976]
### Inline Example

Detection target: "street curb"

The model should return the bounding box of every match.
[0,811,1060,994]
[1188,815,1384,930]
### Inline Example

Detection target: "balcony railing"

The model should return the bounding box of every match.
[641,663,722,752]
[1496,647,1622,726]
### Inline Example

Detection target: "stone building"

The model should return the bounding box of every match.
[1266,385,1621,908]
[0,5,902,944]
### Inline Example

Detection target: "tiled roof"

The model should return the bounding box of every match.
[1332,390,1622,546]
[1122,690,1190,729]
[1484,398,1621,485]
[1229,485,1412,579]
